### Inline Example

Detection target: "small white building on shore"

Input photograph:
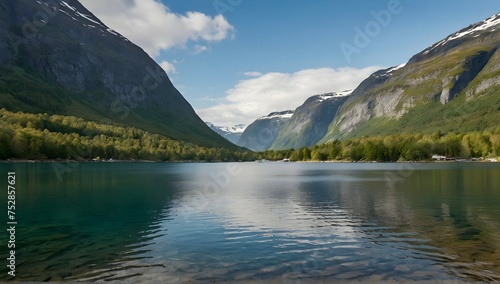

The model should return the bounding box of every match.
[432,155,447,161]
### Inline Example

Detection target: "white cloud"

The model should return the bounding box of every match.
[243,71,263,77]
[193,45,208,54]
[200,96,223,102]
[197,66,383,126]
[80,0,234,57]
[159,60,177,74]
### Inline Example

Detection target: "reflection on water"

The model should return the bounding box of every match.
[0,162,499,282]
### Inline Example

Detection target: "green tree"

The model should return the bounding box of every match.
[11,132,28,157]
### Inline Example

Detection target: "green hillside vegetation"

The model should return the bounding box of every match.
[0,0,237,150]
[1,109,498,163]
[0,109,253,161]
[0,66,73,115]
[258,130,500,162]
[325,48,500,140]
[341,93,500,139]
[322,43,500,142]
[0,66,236,149]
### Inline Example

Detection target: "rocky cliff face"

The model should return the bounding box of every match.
[321,12,500,142]
[237,111,293,151]
[0,0,235,148]
[270,91,351,150]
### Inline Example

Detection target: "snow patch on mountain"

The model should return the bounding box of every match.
[423,12,500,54]
[219,124,246,134]
[316,90,353,102]
[52,1,128,41]
[60,1,76,11]
[374,63,407,79]
[372,63,408,78]
[206,122,246,144]
[257,111,294,120]
[386,63,407,73]
[75,10,101,26]
[207,123,246,133]
[59,9,78,21]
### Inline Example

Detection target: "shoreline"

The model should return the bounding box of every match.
[0,159,497,164]
[0,159,251,164]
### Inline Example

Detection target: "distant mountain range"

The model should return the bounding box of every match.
[206,122,246,144]
[0,0,236,149]
[234,91,351,151]
[270,91,351,150]
[2,1,499,154]
[237,110,293,151]
[235,13,500,151]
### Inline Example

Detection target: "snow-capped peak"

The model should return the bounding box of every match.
[257,110,294,120]
[206,122,247,134]
[423,12,500,55]
[218,124,247,134]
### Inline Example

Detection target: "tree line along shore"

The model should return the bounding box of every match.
[0,109,499,162]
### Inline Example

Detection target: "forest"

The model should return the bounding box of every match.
[0,109,499,162]
[258,129,500,162]
[0,109,254,161]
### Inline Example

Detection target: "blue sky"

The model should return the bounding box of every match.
[82,0,499,126]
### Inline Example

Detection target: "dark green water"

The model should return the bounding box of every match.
[0,162,499,282]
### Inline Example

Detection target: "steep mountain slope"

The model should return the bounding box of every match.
[237,111,293,151]
[206,122,245,144]
[270,91,351,150]
[0,0,236,149]
[321,13,500,142]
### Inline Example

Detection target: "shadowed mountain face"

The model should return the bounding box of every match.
[270,92,351,150]
[0,0,236,149]
[237,90,352,151]
[237,111,293,151]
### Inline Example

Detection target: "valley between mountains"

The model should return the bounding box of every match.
[209,13,500,160]
[0,1,499,162]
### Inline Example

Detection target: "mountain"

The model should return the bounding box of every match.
[320,12,500,142]
[206,122,246,144]
[270,90,351,150]
[0,0,236,149]
[237,110,293,151]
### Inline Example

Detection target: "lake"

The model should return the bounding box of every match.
[0,162,499,282]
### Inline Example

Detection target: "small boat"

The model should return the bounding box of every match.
[282,158,290,162]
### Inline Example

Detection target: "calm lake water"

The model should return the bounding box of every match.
[0,162,499,282]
